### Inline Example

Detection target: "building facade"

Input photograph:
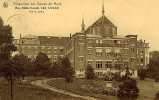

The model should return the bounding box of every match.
[14,6,149,78]
[65,7,149,78]
[14,34,69,63]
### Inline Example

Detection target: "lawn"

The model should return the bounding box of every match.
[137,79,159,100]
[0,79,83,100]
[48,78,117,100]
[48,78,159,100]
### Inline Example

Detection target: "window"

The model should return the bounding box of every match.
[114,40,117,44]
[80,69,84,72]
[105,48,111,53]
[96,48,102,56]
[141,58,144,63]
[114,48,120,53]
[54,56,57,61]
[96,52,102,56]
[88,61,92,65]
[60,48,64,52]
[131,48,135,53]
[54,48,57,54]
[96,72,103,76]
[99,40,103,44]
[88,48,92,55]
[96,40,99,44]
[105,53,110,59]
[79,56,84,62]
[96,40,102,44]
[130,58,134,62]
[105,61,112,68]
[96,61,102,69]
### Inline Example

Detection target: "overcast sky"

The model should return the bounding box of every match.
[0,0,159,51]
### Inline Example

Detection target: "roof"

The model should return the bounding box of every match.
[22,34,38,39]
[113,35,126,39]
[86,34,102,38]
[86,15,115,30]
[38,36,70,46]
[85,15,116,34]
[92,15,115,27]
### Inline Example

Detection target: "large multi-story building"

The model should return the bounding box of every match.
[14,34,69,62]
[65,6,149,78]
[14,5,149,78]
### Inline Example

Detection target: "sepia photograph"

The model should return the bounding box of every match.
[0,0,159,100]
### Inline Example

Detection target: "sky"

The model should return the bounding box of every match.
[0,0,159,51]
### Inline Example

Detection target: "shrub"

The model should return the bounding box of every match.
[138,69,147,80]
[85,65,95,80]
[117,78,139,99]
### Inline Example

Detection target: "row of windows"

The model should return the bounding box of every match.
[88,48,122,55]
[87,49,130,57]
[95,61,124,69]
[90,26,115,35]
[95,40,122,44]
[21,46,64,51]
[96,72,103,76]
[95,52,124,58]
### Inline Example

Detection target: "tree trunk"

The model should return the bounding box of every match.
[10,74,14,100]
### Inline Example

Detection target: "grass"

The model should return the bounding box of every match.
[0,79,83,100]
[48,78,117,100]
[48,78,159,100]
[137,79,158,100]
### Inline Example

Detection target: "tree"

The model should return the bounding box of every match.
[48,61,63,78]
[12,53,34,78]
[34,52,51,76]
[85,64,95,79]
[0,17,18,100]
[61,56,74,82]
[138,68,147,80]
[147,51,159,79]
[0,18,16,62]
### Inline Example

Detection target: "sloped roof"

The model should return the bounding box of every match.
[85,15,116,33]
[22,34,38,39]
[92,15,115,27]
[38,36,70,46]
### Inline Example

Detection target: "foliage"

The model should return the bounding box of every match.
[0,18,16,61]
[46,62,63,78]
[34,52,51,76]
[112,72,122,82]
[12,53,34,77]
[153,72,159,82]
[0,60,21,80]
[147,51,159,79]
[85,64,95,79]
[138,69,147,80]
[117,78,139,99]
[103,72,113,81]
[61,56,74,82]
[0,17,19,100]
